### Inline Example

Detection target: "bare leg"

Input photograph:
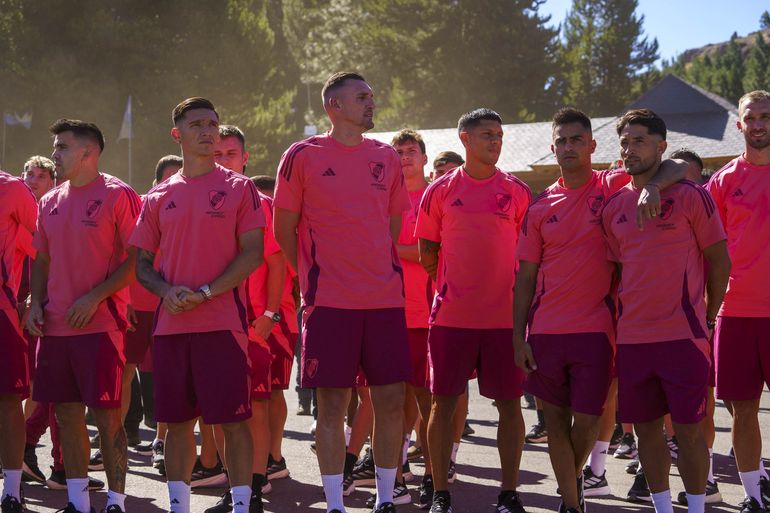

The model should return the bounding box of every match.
[347,387,372,459]
[93,407,127,493]
[165,419,198,483]
[414,387,433,475]
[268,390,287,461]
[248,400,269,475]
[316,388,352,475]
[731,399,762,473]
[369,382,405,469]
[673,421,707,494]
[120,363,137,423]
[496,399,525,490]
[220,421,254,487]
[634,417,670,493]
[198,419,218,468]
[0,395,25,470]
[428,394,458,491]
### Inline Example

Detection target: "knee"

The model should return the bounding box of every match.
[673,424,703,446]
[55,403,84,426]
[93,408,123,432]
[731,400,759,420]
[496,399,522,421]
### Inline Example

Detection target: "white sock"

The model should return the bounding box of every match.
[760,460,769,480]
[321,474,345,513]
[589,441,610,476]
[650,489,674,513]
[344,425,352,447]
[686,493,705,513]
[401,436,410,465]
[168,481,190,513]
[106,490,126,510]
[375,466,397,507]
[67,478,91,513]
[231,485,251,513]
[707,448,714,483]
[1,469,22,501]
[153,437,161,446]
[451,442,459,462]
[740,470,763,504]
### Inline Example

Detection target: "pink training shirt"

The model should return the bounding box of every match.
[274,134,411,310]
[34,174,141,336]
[517,169,630,337]
[400,186,433,329]
[601,180,726,345]
[706,155,770,317]
[129,165,265,336]
[416,167,531,329]
[0,171,37,313]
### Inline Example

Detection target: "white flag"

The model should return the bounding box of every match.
[3,112,32,129]
[117,96,132,141]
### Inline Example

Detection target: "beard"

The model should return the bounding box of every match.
[745,131,770,150]
[624,156,658,176]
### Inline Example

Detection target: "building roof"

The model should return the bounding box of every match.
[369,75,743,179]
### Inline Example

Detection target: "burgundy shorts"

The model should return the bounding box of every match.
[428,326,524,400]
[153,330,252,424]
[301,306,411,388]
[33,331,124,409]
[249,338,272,401]
[708,335,716,388]
[715,316,770,400]
[0,309,29,398]
[617,339,709,425]
[125,310,154,364]
[26,333,38,381]
[407,329,430,389]
[266,326,295,390]
[524,332,613,416]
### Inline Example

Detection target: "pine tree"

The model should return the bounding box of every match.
[744,32,770,93]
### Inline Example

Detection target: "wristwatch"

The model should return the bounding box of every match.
[263,309,281,322]
[198,284,213,301]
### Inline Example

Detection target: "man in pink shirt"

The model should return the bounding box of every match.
[416,108,531,513]
[0,168,38,513]
[706,90,770,513]
[273,72,411,513]
[130,98,265,513]
[27,119,141,513]
[602,109,730,513]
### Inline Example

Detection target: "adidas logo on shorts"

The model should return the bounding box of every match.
[616,214,628,224]
[15,379,24,388]
[100,392,112,401]
[322,168,336,176]
[235,404,248,415]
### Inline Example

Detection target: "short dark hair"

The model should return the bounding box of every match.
[616,108,667,140]
[219,125,246,150]
[738,90,770,114]
[154,155,183,184]
[23,156,55,180]
[250,175,276,192]
[172,97,219,125]
[433,151,464,169]
[458,108,503,134]
[552,107,592,132]
[322,71,367,101]
[391,129,426,154]
[669,148,703,171]
[49,119,105,152]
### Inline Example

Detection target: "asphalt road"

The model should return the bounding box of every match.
[16,367,770,513]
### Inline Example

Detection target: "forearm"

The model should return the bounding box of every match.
[396,244,420,263]
[209,246,263,298]
[275,231,298,273]
[88,249,137,302]
[705,260,730,321]
[513,267,538,342]
[30,256,49,305]
[264,252,286,312]
[136,250,172,298]
[649,159,687,189]
[418,239,440,281]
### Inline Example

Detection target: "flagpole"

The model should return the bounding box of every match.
[128,126,132,186]
[1,119,6,170]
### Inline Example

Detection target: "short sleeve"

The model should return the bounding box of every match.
[12,180,38,234]
[600,169,632,196]
[512,179,532,228]
[236,180,266,237]
[704,176,727,229]
[260,198,281,257]
[274,144,306,213]
[600,205,621,263]
[388,152,411,216]
[114,186,142,249]
[129,194,161,253]
[415,183,443,242]
[686,185,727,251]
[516,207,544,264]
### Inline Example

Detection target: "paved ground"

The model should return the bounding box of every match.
[17,368,770,512]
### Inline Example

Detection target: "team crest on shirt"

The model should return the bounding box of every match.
[86,200,102,218]
[659,198,674,220]
[587,195,604,217]
[209,190,226,210]
[368,162,387,191]
[495,193,512,213]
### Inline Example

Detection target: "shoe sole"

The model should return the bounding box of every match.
[393,493,411,505]
[677,492,722,505]
[583,486,611,497]
[88,463,105,471]
[191,474,229,488]
[267,469,290,480]
[261,482,272,495]
[614,451,638,459]
[353,478,375,487]
[22,463,46,484]
[132,448,154,456]
[627,495,652,503]
[343,484,355,497]
[404,472,414,483]
[525,437,548,444]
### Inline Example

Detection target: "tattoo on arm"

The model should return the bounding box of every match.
[418,238,441,280]
[135,249,170,298]
[111,428,127,493]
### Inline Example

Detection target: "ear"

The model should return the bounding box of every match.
[243,151,250,166]
[550,143,555,155]
[421,154,428,167]
[590,138,597,154]
[459,130,469,147]
[658,139,668,157]
[171,127,181,144]
[736,120,743,132]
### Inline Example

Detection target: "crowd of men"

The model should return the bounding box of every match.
[0,71,768,513]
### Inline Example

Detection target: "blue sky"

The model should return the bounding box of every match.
[540,0,769,64]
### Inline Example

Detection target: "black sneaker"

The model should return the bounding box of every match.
[104,505,124,513]
[46,467,105,491]
[352,449,376,486]
[133,441,154,456]
[608,423,624,451]
[88,450,104,471]
[613,433,638,459]
[625,459,639,475]
[342,471,356,497]
[626,470,651,502]
[89,433,100,449]
[496,490,526,513]
[666,436,679,460]
[524,422,547,444]
[22,444,46,483]
[447,460,457,484]
[373,502,397,513]
[582,465,611,496]
[125,430,141,448]
[761,476,770,508]
[419,476,434,510]
[54,502,96,513]
[365,480,410,507]
[430,491,453,513]
[249,491,264,513]
[676,480,722,504]
[266,455,289,480]
[1,495,23,513]
[204,491,232,513]
[740,497,765,513]
[403,461,414,483]
[462,421,475,437]
[190,457,228,488]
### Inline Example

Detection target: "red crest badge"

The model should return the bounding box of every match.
[209,190,226,210]
[369,162,385,183]
[86,200,102,218]
[495,193,512,213]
